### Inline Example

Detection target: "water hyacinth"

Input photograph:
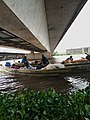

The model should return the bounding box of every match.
[0,85,90,120]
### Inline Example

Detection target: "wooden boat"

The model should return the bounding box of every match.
[65,60,90,68]
[5,61,90,76]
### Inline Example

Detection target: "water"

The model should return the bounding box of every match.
[0,54,89,94]
[0,73,23,93]
[0,71,89,94]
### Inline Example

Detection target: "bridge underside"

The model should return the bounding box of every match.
[0,0,88,53]
[0,27,44,52]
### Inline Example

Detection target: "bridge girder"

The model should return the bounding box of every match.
[0,0,88,53]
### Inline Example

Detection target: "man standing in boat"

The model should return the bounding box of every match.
[21,56,29,68]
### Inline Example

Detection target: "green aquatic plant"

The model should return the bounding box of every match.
[0,85,90,120]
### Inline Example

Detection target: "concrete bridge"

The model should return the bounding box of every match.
[0,0,88,59]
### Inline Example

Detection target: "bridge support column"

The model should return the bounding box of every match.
[26,51,52,61]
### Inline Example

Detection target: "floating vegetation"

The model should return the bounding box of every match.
[0,84,90,120]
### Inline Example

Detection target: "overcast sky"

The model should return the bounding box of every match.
[55,0,90,54]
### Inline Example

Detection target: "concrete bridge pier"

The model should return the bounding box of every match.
[26,51,52,62]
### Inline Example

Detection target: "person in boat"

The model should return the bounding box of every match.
[36,54,49,69]
[42,54,49,65]
[21,56,28,67]
[21,56,36,69]
[66,56,73,61]
[85,53,90,61]
[61,55,73,64]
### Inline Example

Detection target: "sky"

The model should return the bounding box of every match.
[55,0,90,54]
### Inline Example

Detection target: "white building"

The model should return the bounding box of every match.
[66,47,90,54]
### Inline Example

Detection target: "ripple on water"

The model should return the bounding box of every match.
[0,73,23,93]
[0,71,90,94]
[64,76,89,93]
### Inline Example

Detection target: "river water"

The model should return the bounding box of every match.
[0,54,90,94]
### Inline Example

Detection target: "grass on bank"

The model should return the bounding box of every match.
[0,85,90,120]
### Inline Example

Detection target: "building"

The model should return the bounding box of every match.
[66,47,90,54]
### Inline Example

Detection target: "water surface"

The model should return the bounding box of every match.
[0,54,89,94]
[0,71,89,94]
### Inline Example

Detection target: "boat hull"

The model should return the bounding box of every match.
[4,61,90,76]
